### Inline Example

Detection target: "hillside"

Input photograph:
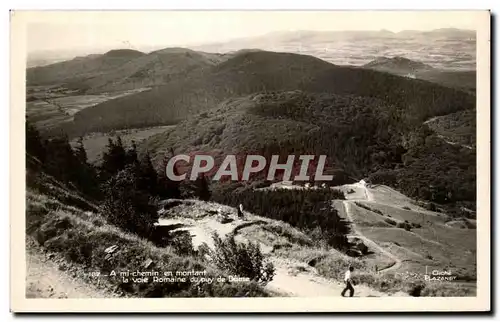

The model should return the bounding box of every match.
[155,195,473,296]
[27,49,146,87]
[332,181,475,279]
[24,150,389,297]
[26,48,221,94]
[24,106,477,299]
[78,48,223,93]
[25,168,474,297]
[363,56,434,73]
[424,110,476,148]
[363,56,476,92]
[142,90,476,209]
[250,180,476,287]
[67,50,474,136]
[25,149,271,298]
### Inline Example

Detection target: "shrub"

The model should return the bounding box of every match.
[28,199,270,298]
[210,233,275,284]
[396,222,413,231]
[36,215,74,246]
[420,283,475,297]
[407,282,425,297]
[425,202,437,212]
[355,202,384,216]
[368,170,397,186]
[384,218,397,226]
[101,166,158,239]
[170,231,196,256]
[261,222,313,246]
[315,255,368,281]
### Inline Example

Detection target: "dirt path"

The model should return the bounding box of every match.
[26,242,116,299]
[436,134,474,150]
[229,216,387,296]
[339,181,403,273]
[423,117,474,150]
[265,257,386,297]
[342,201,402,273]
[158,202,387,297]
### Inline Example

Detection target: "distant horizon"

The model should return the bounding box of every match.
[27,27,476,61]
[24,10,482,56]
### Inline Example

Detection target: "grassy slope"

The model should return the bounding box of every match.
[26,238,118,298]
[26,172,270,298]
[342,201,476,280]
[25,162,475,297]
[160,197,475,296]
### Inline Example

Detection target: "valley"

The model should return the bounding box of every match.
[26,85,150,133]
[24,27,478,299]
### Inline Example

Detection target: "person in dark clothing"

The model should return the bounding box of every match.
[341,266,355,297]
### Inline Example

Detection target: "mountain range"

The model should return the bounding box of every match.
[39,49,472,137]
[26,31,477,210]
[28,28,476,69]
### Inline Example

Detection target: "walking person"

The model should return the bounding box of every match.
[237,203,244,219]
[341,266,355,297]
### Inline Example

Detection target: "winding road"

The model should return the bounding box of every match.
[340,181,403,273]
[158,201,389,297]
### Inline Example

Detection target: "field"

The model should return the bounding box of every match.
[70,125,175,164]
[331,183,476,281]
[26,86,150,133]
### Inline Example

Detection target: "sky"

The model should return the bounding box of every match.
[23,11,484,54]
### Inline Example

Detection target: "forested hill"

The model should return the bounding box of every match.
[27,48,223,94]
[67,50,474,136]
[363,56,476,93]
[142,90,476,214]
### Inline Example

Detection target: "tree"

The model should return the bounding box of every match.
[195,173,211,201]
[25,121,101,199]
[101,165,158,238]
[157,149,181,199]
[74,137,88,164]
[101,136,127,180]
[125,140,139,166]
[26,121,46,162]
[44,135,78,183]
[137,152,158,194]
[71,137,101,199]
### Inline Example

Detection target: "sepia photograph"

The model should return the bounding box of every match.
[10,9,490,312]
